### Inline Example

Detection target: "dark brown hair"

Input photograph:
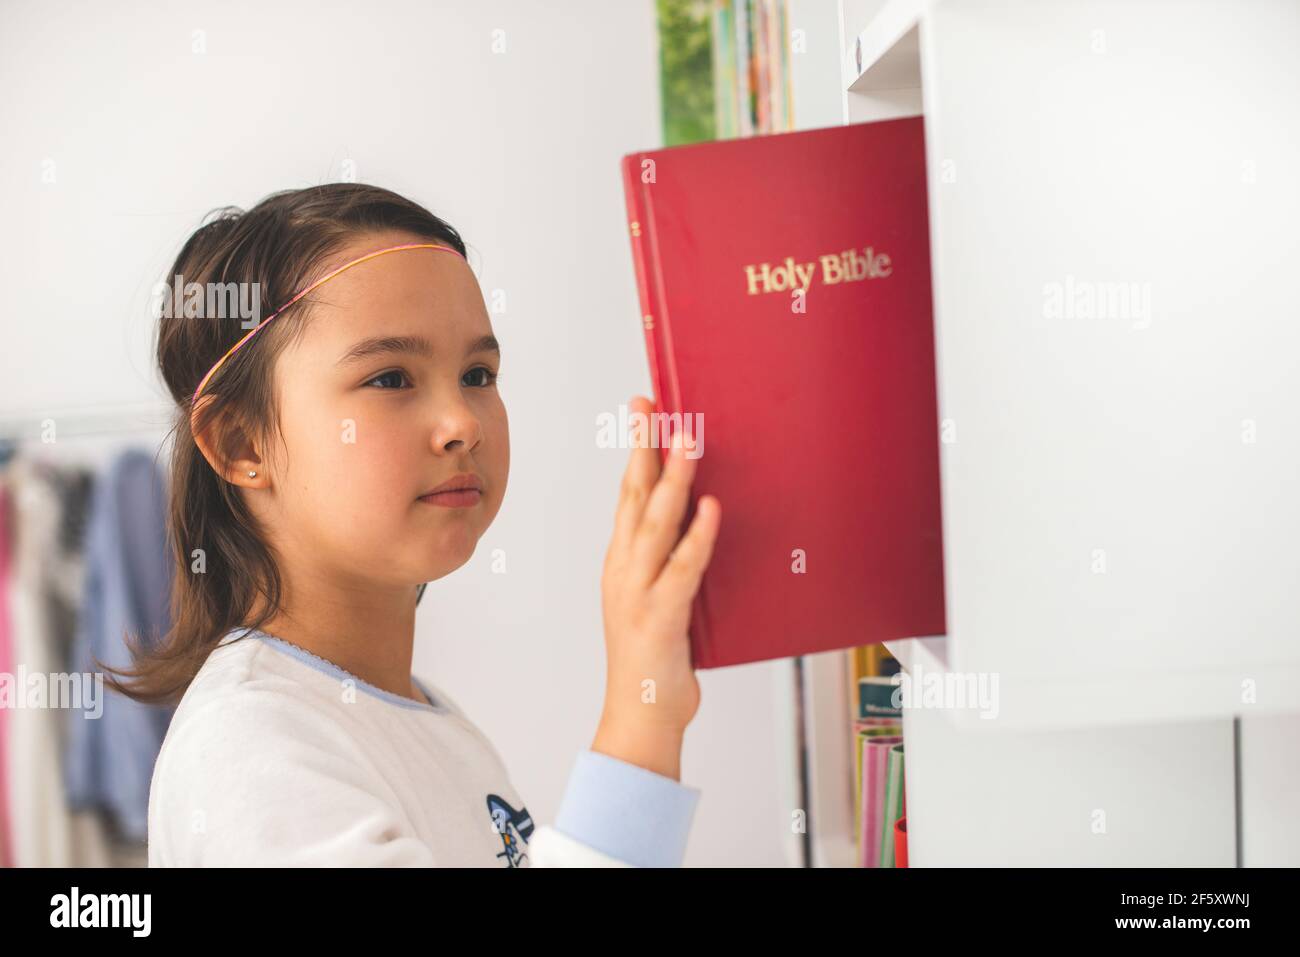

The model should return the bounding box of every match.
[106,183,467,706]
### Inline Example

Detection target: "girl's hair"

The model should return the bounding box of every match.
[107,183,467,706]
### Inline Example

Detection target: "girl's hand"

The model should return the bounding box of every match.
[592,395,721,781]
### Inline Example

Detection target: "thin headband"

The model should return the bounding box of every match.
[190,242,466,405]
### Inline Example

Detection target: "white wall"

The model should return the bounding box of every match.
[0,0,790,866]
[787,0,846,130]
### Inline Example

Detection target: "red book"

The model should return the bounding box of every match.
[620,117,945,669]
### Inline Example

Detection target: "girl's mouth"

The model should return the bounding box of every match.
[418,489,482,508]
[418,471,483,508]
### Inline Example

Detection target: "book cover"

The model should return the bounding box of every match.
[620,117,945,669]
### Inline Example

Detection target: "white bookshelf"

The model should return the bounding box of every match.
[786,0,1300,867]
[842,0,922,92]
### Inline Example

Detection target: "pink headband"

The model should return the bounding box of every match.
[191,242,466,405]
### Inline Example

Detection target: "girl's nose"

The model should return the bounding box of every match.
[429,390,483,454]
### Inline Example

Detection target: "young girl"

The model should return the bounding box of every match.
[122,183,721,867]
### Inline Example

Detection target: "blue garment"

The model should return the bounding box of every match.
[551,749,702,867]
[63,448,175,842]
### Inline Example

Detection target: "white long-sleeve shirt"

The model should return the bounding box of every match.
[146,628,701,867]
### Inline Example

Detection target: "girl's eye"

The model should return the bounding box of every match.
[365,369,410,390]
[463,366,499,388]
[364,367,498,390]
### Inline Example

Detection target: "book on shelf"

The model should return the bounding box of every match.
[620,116,946,669]
[848,644,900,719]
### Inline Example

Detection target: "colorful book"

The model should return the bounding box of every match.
[880,743,907,867]
[859,676,903,719]
[859,735,903,867]
[853,719,902,842]
[620,118,946,669]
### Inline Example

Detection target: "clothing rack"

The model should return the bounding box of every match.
[0,399,175,869]
[0,403,177,472]
[0,402,176,444]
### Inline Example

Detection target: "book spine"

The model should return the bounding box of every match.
[619,152,712,668]
[620,153,667,424]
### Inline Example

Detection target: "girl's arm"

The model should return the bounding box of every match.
[528,395,721,867]
[527,749,699,867]
[597,397,720,762]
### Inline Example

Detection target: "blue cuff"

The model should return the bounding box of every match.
[551,750,701,867]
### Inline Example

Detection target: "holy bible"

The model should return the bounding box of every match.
[620,116,946,669]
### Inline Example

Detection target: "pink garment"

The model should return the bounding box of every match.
[0,483,14,867]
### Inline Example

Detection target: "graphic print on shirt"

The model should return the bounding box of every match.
[486,794,534,867]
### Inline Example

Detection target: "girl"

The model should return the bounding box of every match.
[122,183,721,867]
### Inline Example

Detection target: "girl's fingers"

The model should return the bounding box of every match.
[628,429,698,585]
[654,494,721,599]
[609,396,662,559]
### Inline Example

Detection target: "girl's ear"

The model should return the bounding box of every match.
[191,394,266,489]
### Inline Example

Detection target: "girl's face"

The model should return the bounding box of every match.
[257,232,508,590]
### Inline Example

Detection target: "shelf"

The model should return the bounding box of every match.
[883,634,947,674]
[843,0,925,92]
[882,635,1300,733]
[812,0,1300,866]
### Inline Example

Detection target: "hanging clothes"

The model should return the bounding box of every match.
[0,480,15,867]
[64,447,175,849]
[4,456,112,866]
[44,465,95,673]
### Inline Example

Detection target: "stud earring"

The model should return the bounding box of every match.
[248,470,257,478]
